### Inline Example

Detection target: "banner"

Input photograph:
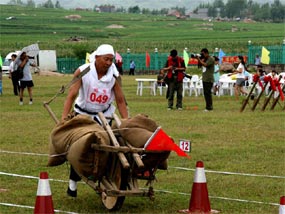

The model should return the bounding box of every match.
[261,46,270,64]
[222,56,248,64]
[183,50,189,66]
[115,52,122,62]
[219,49,226,64]
[85,52,90,63]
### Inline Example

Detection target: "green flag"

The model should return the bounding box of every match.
[0,55,3,67]
[183,50,189,67]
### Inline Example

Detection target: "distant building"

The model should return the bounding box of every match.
[99,5,115,13]
[167,10,181,17]
[188,8,209,19]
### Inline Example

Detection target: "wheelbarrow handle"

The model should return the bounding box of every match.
[113,113,144,168]
[98,112,130,169]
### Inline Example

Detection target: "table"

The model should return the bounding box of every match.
[219,78,236,96]
[135,78,157,96]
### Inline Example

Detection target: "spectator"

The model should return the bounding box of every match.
[14,52,36,105]
[115,60,123,75]
[129,60,136,75]
[229,55,248,100]
[256,65,266,81]
[9,54,20,96]
[255,54,261,66]
[213,56,220,95]
[162,49,186,110]
[157,69,166,87]
[196,48,215,111]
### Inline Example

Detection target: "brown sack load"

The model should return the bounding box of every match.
[48,115,110,170]
[67,132,109,180]
[118,114,170,171]
[118,114,159,148]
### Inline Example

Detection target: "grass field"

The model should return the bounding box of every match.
[1,5,285,57]
[0,72,284,214]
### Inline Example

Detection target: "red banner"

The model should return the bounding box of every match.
[222,56,248,64]
[188,56,248,65]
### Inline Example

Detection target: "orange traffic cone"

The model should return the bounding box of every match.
[280,196,285,214]
[34,172,54,214]
[179,161,219,214]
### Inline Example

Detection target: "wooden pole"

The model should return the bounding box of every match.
[270,83,285,110]
[251,82,268,111]
[98,112,130,169]
[240,81,257,112]
[261,76,282,111]
[113,113,144,168]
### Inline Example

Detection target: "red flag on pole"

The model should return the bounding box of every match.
[146,51,150,68]
[144,127,190,158]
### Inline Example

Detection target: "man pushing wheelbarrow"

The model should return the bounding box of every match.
[45,44,189,211]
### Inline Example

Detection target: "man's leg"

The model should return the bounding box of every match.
[19,86,24,105]
[203,82,213,110]
[176,82,183,109]
[167,82,175,109]
[27,87,33,104]
[67,165,81,197]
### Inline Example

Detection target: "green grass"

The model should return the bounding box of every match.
[0,5,285,57]
[0,73,284,213]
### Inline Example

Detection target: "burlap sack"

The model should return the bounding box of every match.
[118,114,170,171]
[48,114,110,167]
[67,132,109,180]
[47,141,66,166]
[118,114,159,148]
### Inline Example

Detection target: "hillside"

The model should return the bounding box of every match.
[0,4,284,57]
[0,0,278,10]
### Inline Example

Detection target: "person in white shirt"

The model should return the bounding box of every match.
[14,52,36,105]
[229,56,248,100]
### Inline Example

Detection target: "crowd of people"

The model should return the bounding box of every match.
[156,49,284,111]
[4,45,283,113]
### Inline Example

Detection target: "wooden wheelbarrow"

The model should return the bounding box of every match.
[44,102,170,211]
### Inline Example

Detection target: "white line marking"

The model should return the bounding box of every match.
[170,166,285,179]
[0,150,282,210]
[2,150,284,179]
[0,150,48,156]
[0,202,79,213]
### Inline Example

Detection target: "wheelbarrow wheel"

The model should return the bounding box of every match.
[100,161,128,211]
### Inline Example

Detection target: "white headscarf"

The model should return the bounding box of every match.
[89,44,115,63]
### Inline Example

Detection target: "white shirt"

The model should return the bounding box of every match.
[74,62,119,122]
[236,63,245,79]
[9,61,15,73]
[14,58,33,81]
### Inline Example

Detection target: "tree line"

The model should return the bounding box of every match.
[198,0,284,23]
[8,0,284,23]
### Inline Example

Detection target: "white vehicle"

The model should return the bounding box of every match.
[1,50,57,74]
[2,51,21,74]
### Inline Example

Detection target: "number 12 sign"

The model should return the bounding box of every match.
[179,139,191,152]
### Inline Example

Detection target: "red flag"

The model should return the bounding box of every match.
[145,51,150,68]
[144,127,190,158]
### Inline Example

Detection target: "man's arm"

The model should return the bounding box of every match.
[61,69,82,121]
[113,80,128,119]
